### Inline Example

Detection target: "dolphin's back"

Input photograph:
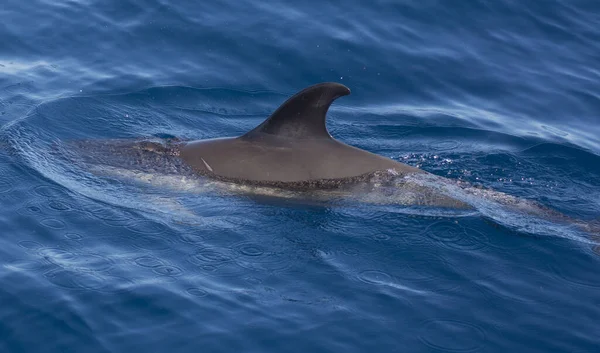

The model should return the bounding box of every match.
[179,135,421,184]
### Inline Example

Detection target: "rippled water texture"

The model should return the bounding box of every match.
[1,1,599,352]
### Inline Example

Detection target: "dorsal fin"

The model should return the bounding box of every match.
[242,82,350,139]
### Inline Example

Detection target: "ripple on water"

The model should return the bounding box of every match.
[419,319,487,352]
[152,265,184,277]
[46,199,72,212]
[126,220,170,235]
[429,140,461,151]
[231,241,292,273]
[404,139,462,153]
[85,205,135,227]
[32,185,70,199]
[134,255,166,268]
[44,269,134,293]
[40,218,67,230]
[39,248,114,272]
[187,246,245,277]
[424,221,490,251]
[17,202,45,217]
[0,174,15,194]
[357,270,395,286]
[18,240,45,250]
[64,233,84,240]
[186,288,208,297]
[370,232,391,242]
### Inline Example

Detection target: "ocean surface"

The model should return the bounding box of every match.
[1,1,599,352]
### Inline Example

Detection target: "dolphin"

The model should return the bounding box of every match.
[178,82,424,189]
[56,82,599,249]
[59,82,586,213]
[62,82,470,210]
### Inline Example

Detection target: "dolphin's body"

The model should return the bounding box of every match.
[178,82,423,189]
[60,82,598,249]
[65,82,469,210]
[61,82,576,213]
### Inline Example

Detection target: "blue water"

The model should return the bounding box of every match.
[1,1,599,352]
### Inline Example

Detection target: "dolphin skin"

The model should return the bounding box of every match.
[178,82,424,189]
